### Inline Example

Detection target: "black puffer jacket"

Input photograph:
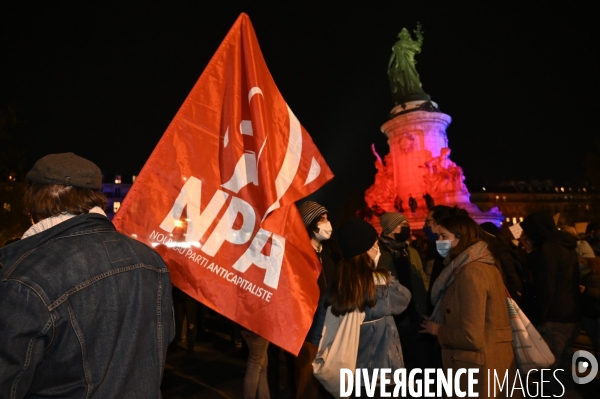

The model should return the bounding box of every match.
[521,211,581,325]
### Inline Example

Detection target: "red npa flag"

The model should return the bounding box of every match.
[113,13,333,354]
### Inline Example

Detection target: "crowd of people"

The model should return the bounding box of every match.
[1,152,600,398]
[236,201,600,398]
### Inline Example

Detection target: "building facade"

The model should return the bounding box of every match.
[470,181,600,231]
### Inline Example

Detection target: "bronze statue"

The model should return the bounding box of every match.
[388,23,430,104]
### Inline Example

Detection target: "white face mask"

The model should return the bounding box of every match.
[369,245,381,267]
[314,221,332,241]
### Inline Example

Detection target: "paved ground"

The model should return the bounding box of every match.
[161,313,600,398]
[161,328,247,399]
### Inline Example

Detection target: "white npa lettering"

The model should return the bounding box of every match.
[157,176,286,290]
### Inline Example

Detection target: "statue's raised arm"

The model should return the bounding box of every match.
[414,22,424,47]
[387,24,430,105]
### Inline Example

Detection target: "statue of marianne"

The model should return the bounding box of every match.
[387,23,430,104]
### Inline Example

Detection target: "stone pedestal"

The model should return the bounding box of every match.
[367,101,504,227]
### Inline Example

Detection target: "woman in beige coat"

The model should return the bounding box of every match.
[420,215,520,398]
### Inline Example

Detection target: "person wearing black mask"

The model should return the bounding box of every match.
[377,212,431,371]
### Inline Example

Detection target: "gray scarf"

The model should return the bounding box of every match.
[429,241,495,323]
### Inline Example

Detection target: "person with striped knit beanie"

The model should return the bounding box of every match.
[295,200,336,399]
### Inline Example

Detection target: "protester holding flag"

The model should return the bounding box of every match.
[297,201,336,399]
[321,218,411,396]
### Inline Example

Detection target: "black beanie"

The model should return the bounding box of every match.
[337,218,378,259]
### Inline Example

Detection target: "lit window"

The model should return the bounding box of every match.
[502,196,506,200]
[482,187,486,191]
[512,217,517,224]
[113,201,121,213]
[505,217,510,222]
[3,203,10,212]
[560,187,564,192]
[132,175,137,183]
[583,188,587,193]
[495,196,500,200]
[519,217,523,222]
[115,175,122,184]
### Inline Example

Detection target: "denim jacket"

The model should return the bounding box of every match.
[0,213,175,398]
[357,279,411,372]
[309,278,411,373]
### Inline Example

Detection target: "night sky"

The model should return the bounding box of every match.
[2,2,598,215]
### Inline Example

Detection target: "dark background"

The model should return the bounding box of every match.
[2,1,598,215]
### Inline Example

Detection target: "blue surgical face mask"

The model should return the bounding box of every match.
[423,225,438,242]
[436,240,452,257]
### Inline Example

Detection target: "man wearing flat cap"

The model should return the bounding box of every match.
[0,153,174,398]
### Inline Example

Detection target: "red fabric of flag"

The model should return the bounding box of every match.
[113,13,334,354]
